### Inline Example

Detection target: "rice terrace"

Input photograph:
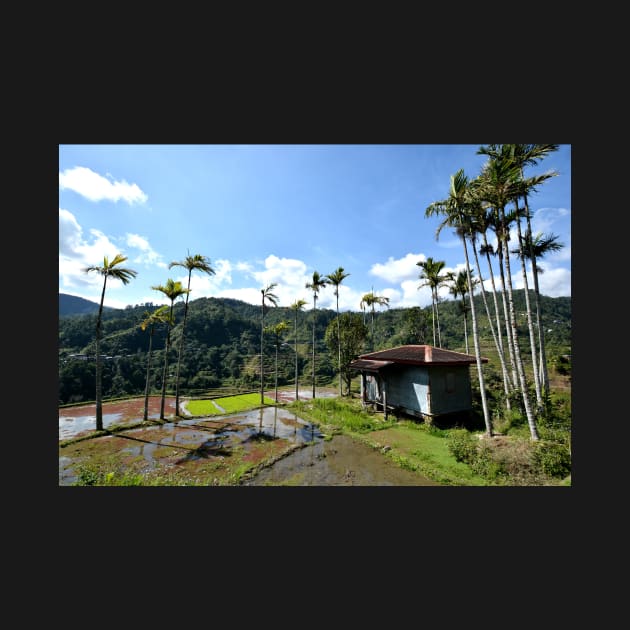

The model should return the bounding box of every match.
[59,144,571,487]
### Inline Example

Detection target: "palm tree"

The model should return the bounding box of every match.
[260,283,279,404]
[512,145,560,405]
[470,194,516,395]
[359,291,390,352]
[325,267,350,397]
[265,320,290,402]
[475,145,546,440]
[425,169,492,436]
[464,181,515,411]
[486,144,560,404]
[416,257,448,347]
[515,231,564,399]
[140,305,172,422]
[289,298,307,401]
[169,253,215,417]
[305,271,328,398]
[83,254,137,431]
[151,279,189,421]
[448,269,475,354]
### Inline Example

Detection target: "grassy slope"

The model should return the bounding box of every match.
[288,397,488,486]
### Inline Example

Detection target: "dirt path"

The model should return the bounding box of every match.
[243,433,439,486]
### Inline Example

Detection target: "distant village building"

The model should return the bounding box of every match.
[349,345,487,422]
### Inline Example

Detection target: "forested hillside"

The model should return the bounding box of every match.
[58,291,571,405]
[59,293,119,317]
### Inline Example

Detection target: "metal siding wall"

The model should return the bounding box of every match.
[429,365,472,414]
[385,366,428,414]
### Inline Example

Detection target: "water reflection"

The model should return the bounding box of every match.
[60,405,325,483]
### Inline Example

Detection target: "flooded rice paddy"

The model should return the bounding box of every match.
[59,391,438,486]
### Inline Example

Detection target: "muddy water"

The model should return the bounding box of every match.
[243,433,439,486]
[59,399,440,486]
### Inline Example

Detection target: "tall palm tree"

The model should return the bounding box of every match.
[512,145,560,406]
[469,196,516,404]
[359,291,390,352]
[485,144,560,404]
[515,231,564,399]
[326,267,350,397]
[475,145,546,440]
[265,320,290,402]
[425,170,492,436]
[289,298,307,401]
[448,269,475,354]
[169,253,215,417]
[83,254,137,431]
[305,271,328,398]
[260,283,279,404]
[416,257,448,347]
[151,279,189,421]
[140,305,171,422]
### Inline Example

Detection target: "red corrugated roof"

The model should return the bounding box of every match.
[356,345,487,365]
[348,359,394,371]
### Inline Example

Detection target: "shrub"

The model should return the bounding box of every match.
[448,429,477,464]
[532,440,571,478]
[470,443,507,482]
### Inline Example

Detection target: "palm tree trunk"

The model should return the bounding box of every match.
[462,236,492,436]
[312,298,317,398]
[435,288,443,348]
[143,327,154,422]
[430,297,436,347]
[473,238,512,411]
[515,210,542,408]
[531,253,550,400]
[294,311,299,402]
[462,298,469,354]
[274,341,279,403]
[174,276,192,417]
[371,307,375,351]
[497,241,519,389]
[500,208,539,440]
[95,277,107,431]
[160,325,171,421]
[336,294,342,397]
[260,301,265,405]
[522,182,551,401]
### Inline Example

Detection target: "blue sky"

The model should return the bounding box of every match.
[59,144,571,312]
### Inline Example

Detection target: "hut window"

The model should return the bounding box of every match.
[446,371,455,393]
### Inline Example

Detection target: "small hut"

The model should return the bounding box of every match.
[349,344,487,421]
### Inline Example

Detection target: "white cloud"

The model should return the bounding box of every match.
[170,258,233,296]
[215,287,263,305]
[235,261,254,274]
[125,233,166,268]
[59,208,83,256]
[535,267,571,297]
[59,166,148,204]
[369,252,426,284]
[531,207,570,235]
[509,263,571,298]
[59,209,154,301]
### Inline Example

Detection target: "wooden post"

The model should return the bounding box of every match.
[382,378,388,421]
[360,372,366,408]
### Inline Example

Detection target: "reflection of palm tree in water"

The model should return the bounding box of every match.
[258,407,264,435]
[308,424,315,486]
[273,406,278,438]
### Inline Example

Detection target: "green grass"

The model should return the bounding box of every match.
[290,397,398,434]
[360,421,488,486]
[288,397,493,485]
[186,393,275,416]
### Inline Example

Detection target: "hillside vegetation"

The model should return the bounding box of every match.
[59,290,570,406]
